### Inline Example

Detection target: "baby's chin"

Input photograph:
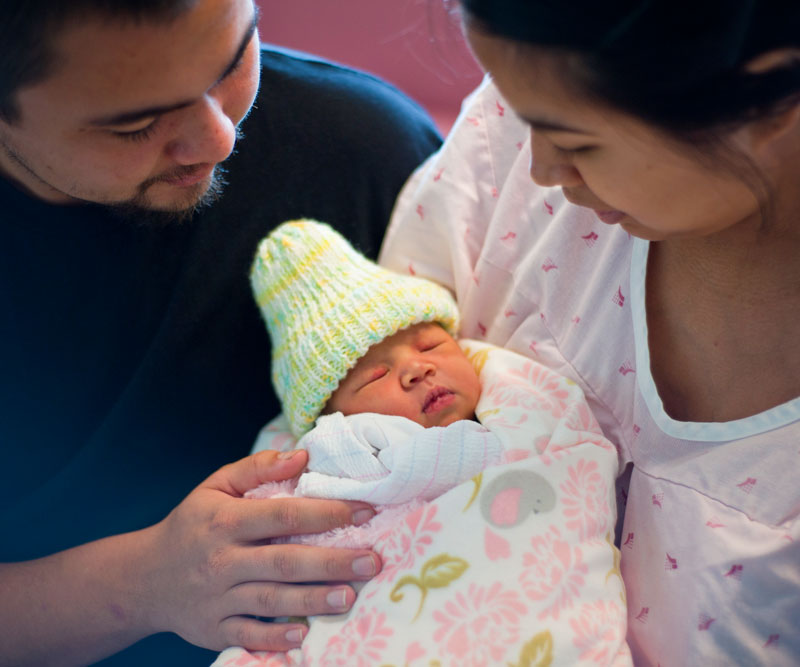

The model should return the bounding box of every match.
[430,408,478,428]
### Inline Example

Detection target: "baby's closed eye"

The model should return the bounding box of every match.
[357,366,388,390]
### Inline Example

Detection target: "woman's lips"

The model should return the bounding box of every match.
[562,189,626,225]
[423,387,455,414]
[594,209,626,224]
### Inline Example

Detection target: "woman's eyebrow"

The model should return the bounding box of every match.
[521,114,594,135]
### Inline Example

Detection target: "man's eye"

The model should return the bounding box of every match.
[109,119,158,143]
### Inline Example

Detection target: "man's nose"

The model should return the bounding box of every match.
[163,93,237,166]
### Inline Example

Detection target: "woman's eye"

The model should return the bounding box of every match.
[553,144,594,155]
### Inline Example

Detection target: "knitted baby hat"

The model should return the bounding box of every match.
[251,219,460,437]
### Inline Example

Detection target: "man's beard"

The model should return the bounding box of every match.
[101,164,229,226]
[1,125,243,226]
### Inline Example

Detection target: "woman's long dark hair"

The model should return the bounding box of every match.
[460,0,800,134]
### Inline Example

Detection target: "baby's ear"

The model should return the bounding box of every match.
[319,391,335,416]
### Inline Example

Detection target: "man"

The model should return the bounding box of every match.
[0,0,441,664]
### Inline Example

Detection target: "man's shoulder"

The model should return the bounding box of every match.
[258,43,415,104]
[256,43,440,143]
[216,44,442,258]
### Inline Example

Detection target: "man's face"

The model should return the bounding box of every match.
[0,0,260,219]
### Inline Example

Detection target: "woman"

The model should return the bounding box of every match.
[379,1,800,664]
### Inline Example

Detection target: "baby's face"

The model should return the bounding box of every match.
[326,322,481,428]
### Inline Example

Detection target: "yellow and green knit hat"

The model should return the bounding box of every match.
[250,219,460,437]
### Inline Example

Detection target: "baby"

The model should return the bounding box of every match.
[243,219,505,514]
[213,220,630,667]
[250,218,473,435]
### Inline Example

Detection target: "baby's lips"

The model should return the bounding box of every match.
[422,386,453,413]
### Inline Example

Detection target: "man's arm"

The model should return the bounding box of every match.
[0,450,380,667]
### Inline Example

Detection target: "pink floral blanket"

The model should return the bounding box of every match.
[212,341,631,666]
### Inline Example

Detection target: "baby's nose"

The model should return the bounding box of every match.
[400,359,435,388]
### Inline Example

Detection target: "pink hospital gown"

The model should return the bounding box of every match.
[379,75,800,665]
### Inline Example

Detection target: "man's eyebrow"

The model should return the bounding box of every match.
[218,4,259,81]
[88,100,194,127]
[87,6,259,127]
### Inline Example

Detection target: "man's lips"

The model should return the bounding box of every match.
[160,163,214,187]
[422,387,455,414]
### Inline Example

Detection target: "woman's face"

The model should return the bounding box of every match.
[465,27,762,241]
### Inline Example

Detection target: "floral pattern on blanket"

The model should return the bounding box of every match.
[212,341,631,666]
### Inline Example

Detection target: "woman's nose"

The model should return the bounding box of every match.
[164,92,237,166]
[400,359,435,388]
[528,128,584,188]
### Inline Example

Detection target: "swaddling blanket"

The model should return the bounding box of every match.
[213,341,631,666]
[292,410,504,507]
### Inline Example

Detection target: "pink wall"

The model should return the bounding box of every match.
[256,0,484,134]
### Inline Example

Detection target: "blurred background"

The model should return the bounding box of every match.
[255,0,484,134]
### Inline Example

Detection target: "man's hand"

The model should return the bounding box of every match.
[144,448,380,651]
[0,449,379,666]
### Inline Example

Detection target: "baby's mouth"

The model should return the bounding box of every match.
[423,386,455,414]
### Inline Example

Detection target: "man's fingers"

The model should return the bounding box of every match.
[219,496,376,542]
[209,449,309,496]
[225,581,358,619]
[217,616,308,653]
[235,543,380,584]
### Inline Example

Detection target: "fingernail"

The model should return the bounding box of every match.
[278,450,300,460]
[352,555,376,577]
[285,627,305,644]
[326,588,348,610]
[352,508,375,526]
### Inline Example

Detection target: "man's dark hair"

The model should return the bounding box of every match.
[0,0,196,123]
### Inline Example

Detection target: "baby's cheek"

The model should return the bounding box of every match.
[467,374,483,410]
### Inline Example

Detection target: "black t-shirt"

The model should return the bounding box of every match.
[0,45,441,665]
